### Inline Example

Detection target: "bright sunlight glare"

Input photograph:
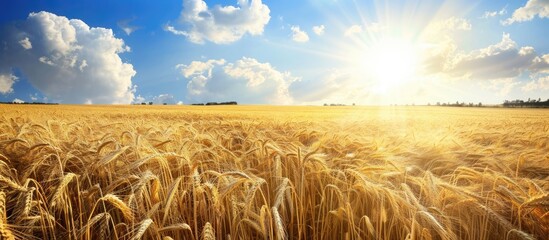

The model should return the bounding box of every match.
[360,38,422,93]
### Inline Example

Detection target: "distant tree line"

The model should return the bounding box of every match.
[191,101,238,106]
[431,101,482,107]
[427,98,549,108]
[323,103,355,106]
[0,101,59,105]
[134,101,238,106]
[503,98,549,108]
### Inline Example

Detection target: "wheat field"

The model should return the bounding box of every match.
[0,104,548,239]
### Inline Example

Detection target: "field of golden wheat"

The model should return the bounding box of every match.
[0,104,548,239]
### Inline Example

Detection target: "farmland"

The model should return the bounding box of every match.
[0,105,548,239]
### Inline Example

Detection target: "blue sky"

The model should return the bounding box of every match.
[1,0,548,105]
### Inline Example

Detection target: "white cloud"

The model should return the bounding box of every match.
[416,26,549,97]
[421,17,472,45]
[18,37,32,50]
[417,18,473,74]
[0,11,136,104]
[167,0,271,44]
[290,26,309,42]
[503,0,549,25]
[12,98,24,103]
[421,32,549,96]
[447,33,544,80]
[450,18,472,30]
[164,25,187,36]
[38,56,56,66]
[176,59,226,78]
[117,18,139,35]
[420,39,458,74]
[344,25,362,37]
[522,75,549,91]
[177,101,184,105]
[0,73,18,94]
[430,17,471,33]
[481,7,507,19]
[530,54,549,74]
[312,25,325,35]
[134,95,146,103]
[177,57,298,104]
[153,94,177,104]
[131,94,178,104]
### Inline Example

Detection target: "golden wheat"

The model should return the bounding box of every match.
[201,222,215,240]
[0,105,547,239]
[0,191,15,240]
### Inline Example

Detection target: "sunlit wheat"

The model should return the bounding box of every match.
[0,104,547,239]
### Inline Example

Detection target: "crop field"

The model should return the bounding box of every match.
[0,105,548,240]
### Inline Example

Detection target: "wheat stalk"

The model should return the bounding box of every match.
[130,218,153,240]
[0,191,15,240]
[50,172,77,207]
[202,222,215,240]
[100,194,134,222]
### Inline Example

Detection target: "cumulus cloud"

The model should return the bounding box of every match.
[420,38,458,74]
[522,75,549,91]
[164,25,187,36]
[18,37,32,50]
[418,18,473,74]
[166,0,271,44]
[177,59,226,78]
[481,7,507,19]
[312,25,325,35]
[503,0,549,25]
[134,95,146,103]
[176,57,298,104]
[0,73,17,94]
[447,17,472,30]
[117,17,140,35]
[12,98,24,103]
[0,11,136,104]
[426,17,471,35]
[419,31,549,96]
[153,94,177,104]
[344,25,363,37]
[530,54,549,73]
[290,26,309,42]
[447,33,546,80]
[131,94,178,104]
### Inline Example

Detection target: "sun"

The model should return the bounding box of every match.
[360,38,422,92]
